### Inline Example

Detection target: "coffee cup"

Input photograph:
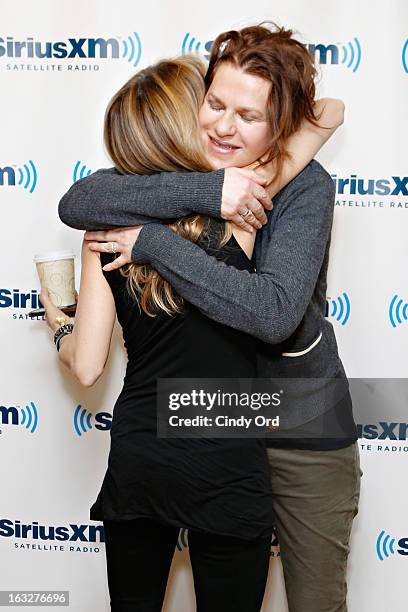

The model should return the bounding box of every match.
[34,251,76,308]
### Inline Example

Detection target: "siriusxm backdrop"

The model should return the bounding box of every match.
[1,0,408,610]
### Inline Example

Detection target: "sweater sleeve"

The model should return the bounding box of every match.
[58,167,224,230]
[130,162,335,344]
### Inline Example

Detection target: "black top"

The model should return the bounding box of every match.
[60,162,358,451]
[90,221,274,540]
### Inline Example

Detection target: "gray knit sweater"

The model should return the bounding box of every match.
[59,162,336,345]
[59,161,352,431]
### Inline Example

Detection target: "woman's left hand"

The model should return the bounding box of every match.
[84,226,143,272]
[40,288,76,332]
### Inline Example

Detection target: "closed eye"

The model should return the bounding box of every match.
[240,115,258,123]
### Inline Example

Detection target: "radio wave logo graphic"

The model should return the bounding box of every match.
[17,160,37,193]
[389,294,408,328]
[326,292,351,326]
[19,402,38,433]
[73,161,92,183]
[376,530,396,561]
[176,528,189,551]
[402,39,408,73]
[339,37,362,72]
[181,33,203,55]
[121,31,142,67]
[74,404,93,436]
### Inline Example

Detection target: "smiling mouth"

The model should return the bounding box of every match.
[208,135,240,153]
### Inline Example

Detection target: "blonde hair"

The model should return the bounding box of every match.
[104,55,231,316]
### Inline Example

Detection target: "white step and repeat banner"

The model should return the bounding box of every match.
[1,0,407,610]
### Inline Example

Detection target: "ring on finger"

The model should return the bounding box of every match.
[109,241,116,254]
[241,209,251,218]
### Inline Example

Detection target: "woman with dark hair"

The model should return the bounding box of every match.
[55,24,359,612]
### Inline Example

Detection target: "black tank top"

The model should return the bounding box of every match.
[90,220,274,540]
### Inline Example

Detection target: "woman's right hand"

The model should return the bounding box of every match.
[221,167,273,233]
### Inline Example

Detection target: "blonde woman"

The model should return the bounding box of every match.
[44,46,344,611]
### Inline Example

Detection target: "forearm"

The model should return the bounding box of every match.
[56,332,78,377]
[54,331,98,387]
[130,163,334,344]
[259,98,344,198]
[49,247,115,389]
[132,225,296,343]
[58,167,225,230]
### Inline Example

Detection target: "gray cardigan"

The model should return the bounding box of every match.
[58,161,349,428]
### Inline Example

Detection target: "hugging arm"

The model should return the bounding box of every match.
[58,99,343,230]
[131,164,335,344]
[58,169,225,230]
[266,98,344,197]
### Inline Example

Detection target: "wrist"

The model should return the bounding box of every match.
[58,333,71,350]
[131,223,176,265]
[54,323,74,351]
[131,223,157,264]
[189,169,224,218]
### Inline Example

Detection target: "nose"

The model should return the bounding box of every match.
[214,112,236,138]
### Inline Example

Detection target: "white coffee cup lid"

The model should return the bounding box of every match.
[33,251,76,263]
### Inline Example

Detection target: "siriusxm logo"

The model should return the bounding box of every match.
[270,529,280,558]
[0,518,104,543]
[376,530,408,561]
[181,33,213,60]
[326,293,408,328]
[358,422,408,441]
[73,404,111,436]
[176,528,189,551]
[0,402,38,433]
[73,161,92,183]
[307,38,362,72]
[389,294,408,328]
[181,34,362,71]
[402,39,408,73]
[174,527,279,555]
[0,289,41,309]
[0,33,141,67]
[0,161,37,193]
[325,292,351,326]
[332,174,408,197]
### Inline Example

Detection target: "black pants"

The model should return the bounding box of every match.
[103,518,271,612]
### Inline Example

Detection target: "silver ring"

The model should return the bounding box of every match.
[109,241,116,253]
[241,209,251,218]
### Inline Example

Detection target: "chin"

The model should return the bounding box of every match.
[208,154,240,170]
